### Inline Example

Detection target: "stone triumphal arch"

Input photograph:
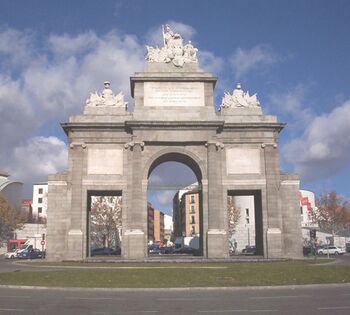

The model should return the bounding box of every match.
[47,26,302,260]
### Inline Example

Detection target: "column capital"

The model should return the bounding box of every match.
[124,141,145,150]
[205,141,224,150]
[261,142,277,149]
[69,141,87,149]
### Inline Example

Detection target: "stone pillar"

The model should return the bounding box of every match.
[262,143,283,258]
[206,141,228,258]
[123,141,146,259]
[67,142,86,260]
[281,175,303,258]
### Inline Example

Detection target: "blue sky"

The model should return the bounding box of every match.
[1,0,349,214]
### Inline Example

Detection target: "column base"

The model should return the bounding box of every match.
[123,229,146,259]
[207,229,229,258]
[266,228,282,258]
[67,229,84,260]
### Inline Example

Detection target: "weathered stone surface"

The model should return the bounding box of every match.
[47,39,302,260]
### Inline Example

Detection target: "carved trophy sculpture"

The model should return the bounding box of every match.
[86,81,128,109]
[220,83,261,109]
[146,24,198,67]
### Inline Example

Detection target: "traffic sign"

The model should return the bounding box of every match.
[40,240,45,246]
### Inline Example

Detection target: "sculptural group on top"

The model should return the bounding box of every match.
[220,83,261,109]
[146,25,198,67]
[86,81,128,109]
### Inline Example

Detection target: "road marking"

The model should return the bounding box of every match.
[0,309,24,312]
[0,296,31,299]
[113,312,159,314]
[250,295,311,300]
[157,298,208,301]
[318,306,350,310]
[198,310,278,313]
[66,297,126,301]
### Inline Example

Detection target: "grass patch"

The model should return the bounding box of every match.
[1,261,349,288]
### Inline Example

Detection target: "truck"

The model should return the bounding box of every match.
[174,236,200,254]
[6,236,46,255]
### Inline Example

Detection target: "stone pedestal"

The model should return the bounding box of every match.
[266,228,282,258]
[67,229,84,260]
[207,229,228,258]
[123,230,146,259]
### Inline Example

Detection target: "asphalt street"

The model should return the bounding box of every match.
[0,285,350,314]
[0,254,350,314]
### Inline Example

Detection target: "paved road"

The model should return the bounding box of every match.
[0,285,350,314]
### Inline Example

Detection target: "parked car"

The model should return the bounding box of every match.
[91,247,120,256]
[317,245,345,255]
[17,248,43,259]
[5,249,19,259]
[148,244,162,255]
[242,245,257,255]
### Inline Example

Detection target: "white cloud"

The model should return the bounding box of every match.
[268,85,314,130]
[230,45,281,80]
[0,27,145,195]
[8,136,68,194]
[198,50,224,74]
[283,100,350,182]
[156,190,176,206]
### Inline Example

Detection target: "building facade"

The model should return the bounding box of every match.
[47,27,302,260]
[32,183,48,222]
[147,202,165,243]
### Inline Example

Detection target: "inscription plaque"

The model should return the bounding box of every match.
[144,82,204,107]
[88,147,123,175]
[226,148,261,174]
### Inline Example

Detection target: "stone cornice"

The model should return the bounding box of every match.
[61,122,126,135]
[223,122,285,132]
[125,120,224,131]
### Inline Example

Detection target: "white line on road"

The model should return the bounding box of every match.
[0,296,31,299]
[0,309,24,312]
[249,295,311,300]
[198,310,279,313]
[157,298,208,301]
[318,306,350,310]
[113,312,159,314]
[66,297,126,301]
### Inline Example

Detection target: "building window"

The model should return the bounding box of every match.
[191,216,195,224]
[190,195,195,203]
[191,226,195,234]
[38,197,43,203]
[246,218,250,224]
[246,208,249,217]
[38,207,42,214]
[190,205,195,213]
[38,188,43,194]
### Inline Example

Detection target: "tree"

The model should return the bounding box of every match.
[90,196,122,249]
[227,196,241,253]
[316,191,350,236]
[0,193,26,242]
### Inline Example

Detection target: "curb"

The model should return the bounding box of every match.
[1,283,350,292]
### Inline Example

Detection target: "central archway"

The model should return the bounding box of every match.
[145,150,205,257]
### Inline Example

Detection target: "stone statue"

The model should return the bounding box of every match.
[145,25,198,67]
[220,83,261,109]
[86,81,128,108]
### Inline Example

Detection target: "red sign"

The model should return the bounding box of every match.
[300,197,309,206]
[40,240,45,246]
